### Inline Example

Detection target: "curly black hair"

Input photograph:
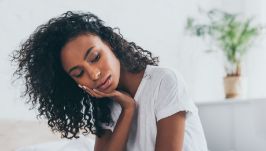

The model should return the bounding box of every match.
[11,11,159,139]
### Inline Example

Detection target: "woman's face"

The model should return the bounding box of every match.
[60,34,121,93]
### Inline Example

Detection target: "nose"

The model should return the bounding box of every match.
[92,70,101,80]
[84,65,101,81]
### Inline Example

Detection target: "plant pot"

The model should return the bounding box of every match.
[224,76,247,99]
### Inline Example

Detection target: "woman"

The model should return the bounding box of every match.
[12,11,208,151]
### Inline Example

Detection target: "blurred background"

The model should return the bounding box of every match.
[0,0,266,151]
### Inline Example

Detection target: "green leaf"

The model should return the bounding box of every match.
[185,8,264,69]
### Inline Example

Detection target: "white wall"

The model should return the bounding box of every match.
[0,0,265,120]
[243,0,266,99]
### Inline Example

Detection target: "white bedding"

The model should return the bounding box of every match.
[16,135,95,151]
[0,119,95,151]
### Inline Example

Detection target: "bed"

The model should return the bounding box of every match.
[0,119,95,151]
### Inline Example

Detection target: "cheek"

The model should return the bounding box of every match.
[113,60,121,83]
[74,76,95,89]
[71,76,85,86]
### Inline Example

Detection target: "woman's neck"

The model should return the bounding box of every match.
[118,68,145,98]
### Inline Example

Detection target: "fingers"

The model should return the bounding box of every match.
[78,84,100,98]
[86,88,101,98]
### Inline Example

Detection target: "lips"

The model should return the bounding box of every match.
[97,75,112,90]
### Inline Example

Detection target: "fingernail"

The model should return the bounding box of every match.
[83,86,87,90]
[78,84,82,88]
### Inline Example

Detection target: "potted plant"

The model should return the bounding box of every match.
[185,9,264,99]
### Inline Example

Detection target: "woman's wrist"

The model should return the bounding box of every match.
[111,91,137,110]
[122,103,136,114]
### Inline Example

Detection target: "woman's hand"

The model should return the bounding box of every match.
[78,85,136,111]
[79,84,136,151]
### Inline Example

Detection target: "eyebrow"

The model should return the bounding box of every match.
[68,47,94,74]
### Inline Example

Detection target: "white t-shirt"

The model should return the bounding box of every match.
[102,65,208,151]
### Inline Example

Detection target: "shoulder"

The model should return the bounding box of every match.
[148,65,181,82]
[149,65,184,89]
[149,66,190,103]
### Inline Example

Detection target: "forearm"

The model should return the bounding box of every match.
[155,112,186,151]
[103,108,135,151]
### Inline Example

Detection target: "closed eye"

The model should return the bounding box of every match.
[72,54,99,78]
[90,53,100,63]
[75,70,84,78]
[71,69,84,78]
[70,51,100,78]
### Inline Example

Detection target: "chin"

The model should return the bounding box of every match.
[100,75,119,93]
[101,83,115,93]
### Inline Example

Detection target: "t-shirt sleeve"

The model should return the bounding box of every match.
[100,101,121,132]
[154,69,197,122]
